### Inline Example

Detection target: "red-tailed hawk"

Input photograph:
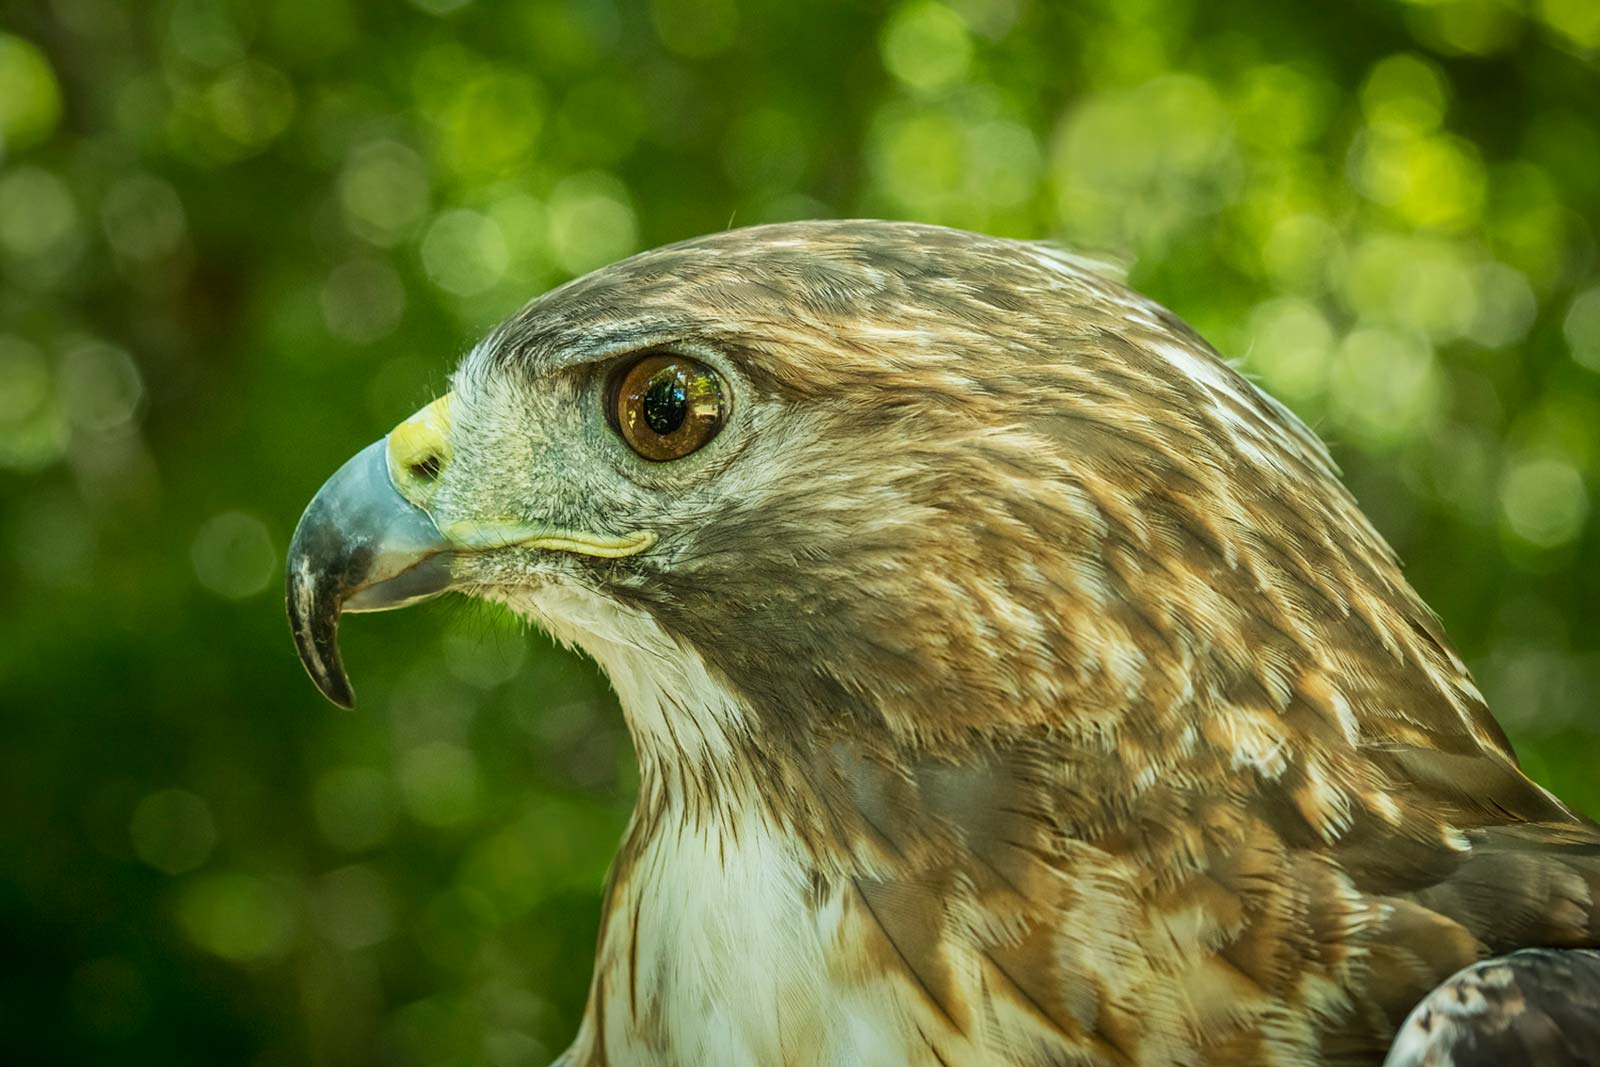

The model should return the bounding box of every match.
[286,220,1600,1066]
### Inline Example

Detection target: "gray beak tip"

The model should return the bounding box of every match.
[285,531,360,710]
[284,438,452,710]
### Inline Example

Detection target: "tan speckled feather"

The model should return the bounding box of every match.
[434,221,1600,1066]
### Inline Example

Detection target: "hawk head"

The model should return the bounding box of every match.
[290,219,1502,792]
[287,221,1599,1065]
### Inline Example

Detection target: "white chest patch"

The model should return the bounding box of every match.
[594,812,939,1067]
[618,815,828,1063]
[499,581,937,1067]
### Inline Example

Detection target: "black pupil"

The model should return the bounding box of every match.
[642,369,687,436]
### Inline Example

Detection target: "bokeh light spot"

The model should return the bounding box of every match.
[421,209,509,296]
[968,120,1043,210]
[1051,75,1239,250]
[164,0,247,67]
[545,173,638,276]
[408,0,473,14]
[0,335,64,472]
[1501,456,1590,548]
[723,107,812,192]
[650,0,740,58]
[264,0,359,61]
[190,512,276,600]
[312,767,397,853]
[1339,235,1480,341]
[340,141,431,247]
[487,193,547,281]
[1234,64,1334,149]
[0,166,79,260]
[321,258,406,344]
[432,69,544,180]
[1467,262,1536,348]
[1354,130,1486,232]
[1260,214,1339,294]
[459,825,548,918]
[101,174,187,262]
[1328,326,1442,449]
[0,335,50,423]
[398,742,481,828]
[58,341,145,434]
[130,789,217,875]
[869,106,965,211]
[1565,287,1600,373]
[206,61,296,155]
[555,79,646,166]
[1538,0,1600,49]
[1360,54,1449,135]
[1403,0,1522,56]
[0,33,63,154]
[312,864,395,949]
[881,2,973,92]
[442,616,529,689]
[413,887,496,973]
[1245,297,1334,402]
[177,872,296,962]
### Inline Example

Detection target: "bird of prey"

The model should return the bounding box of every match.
[286,220,1600,1066]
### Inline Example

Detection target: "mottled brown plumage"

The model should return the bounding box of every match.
[288,220,1600,1066]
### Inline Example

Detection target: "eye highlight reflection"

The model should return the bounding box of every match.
[610,353,727,461]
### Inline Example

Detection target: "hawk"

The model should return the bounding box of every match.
[286,220,1600,1066]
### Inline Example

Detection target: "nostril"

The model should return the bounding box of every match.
[387,394,453,499]
[409,453,443,481]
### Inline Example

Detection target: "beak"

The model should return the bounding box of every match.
[285,394,655,708]
[285,420,455,709]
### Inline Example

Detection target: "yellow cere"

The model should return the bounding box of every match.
[386,393,453,507]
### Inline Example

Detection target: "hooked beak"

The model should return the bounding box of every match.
[285,394,655,709]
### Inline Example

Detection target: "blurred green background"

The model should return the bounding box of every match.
[2,0,1599,1062]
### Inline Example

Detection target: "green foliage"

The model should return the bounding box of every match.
[1,0,1597,1062]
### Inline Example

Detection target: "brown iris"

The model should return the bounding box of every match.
[611,353,727,461]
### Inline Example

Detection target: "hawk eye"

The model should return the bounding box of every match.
[610,353,727,461]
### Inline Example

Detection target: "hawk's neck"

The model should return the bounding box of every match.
[496,581,841,847]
